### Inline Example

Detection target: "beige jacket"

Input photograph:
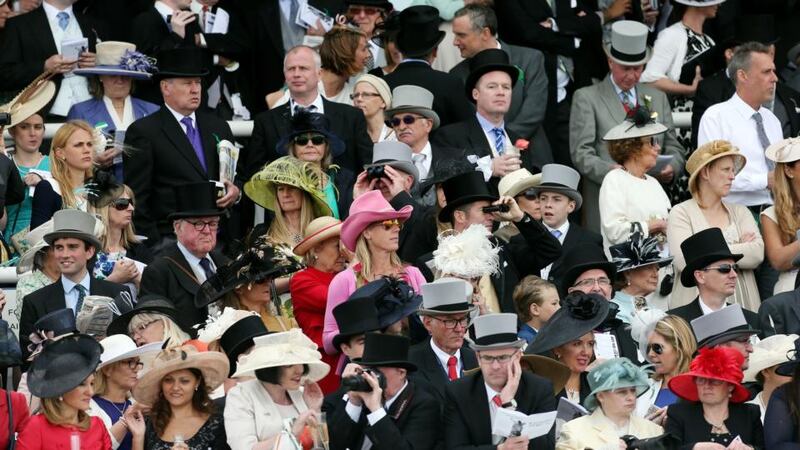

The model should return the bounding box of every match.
[557,408,663,450]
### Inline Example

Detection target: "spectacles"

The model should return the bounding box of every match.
[350,92,382,100]
[479,351,518,364]
[701,264,739,274]
[647,343,664,355]
[185,219,220,231]
[126,359,144,370]
[131,320,158,335]
[695,377,725,386]
[378,219,402,230]
[348,6,380,15]
[431,316,469,329]
[389,115,425,127]
[112,198,134,211]
[294,134,326,146]
[573,277,612,289]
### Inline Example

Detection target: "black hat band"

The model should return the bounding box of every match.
[610,47,647,63]
[474,332,519,346]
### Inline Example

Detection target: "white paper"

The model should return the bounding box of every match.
[492,408,556,440]
[60,37,88,61]
[594,332,620,360]
[297,1,334,31]
[555,397,588,437]
[647,155,674,176]
[218,139,240,184]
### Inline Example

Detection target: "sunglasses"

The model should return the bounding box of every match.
[112,198,134,211]
[378,219,402,230]
[293,134,326,146]
[348,6,380,15]
[647,343,664,355]
[701,263,739,274]
[389,115,425,127]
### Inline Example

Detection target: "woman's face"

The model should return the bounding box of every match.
[55,129,94,171]
[106,358,142,391]
[10,114,44,153]
[515,193,542,221]
[352,82,386,118]
[624,264,659,296]
[276,184,304,214]
[647,331,679,376]
[278,364,305,391]
[130,317,165,346]
[235,278,271,306]
[554,332,595,374]
[698,4,719,18]
[62,374,94,412]
[364,218,401,253]
[291,133,328,164]
[596,386,638,417]
[354,37,371,73]
[161,369,200,408]
[702,156,736,198]
[312,237,347,273]
[100,75,133,100]
[695,377,732,405]
[633,136,660,171]
[108,193,135,230]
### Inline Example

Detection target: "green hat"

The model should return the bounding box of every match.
[244,156,332,217]
[583,357,651,411]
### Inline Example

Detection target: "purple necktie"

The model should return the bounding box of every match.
[180,116,207,172]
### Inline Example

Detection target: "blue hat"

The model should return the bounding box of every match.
[347,277,422,329]
[584,357,651,411]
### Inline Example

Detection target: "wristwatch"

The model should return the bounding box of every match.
[501,399,517,409]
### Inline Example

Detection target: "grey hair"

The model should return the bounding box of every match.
[727,41,772,86]
[283,45,322,71]
[453,4,498,37]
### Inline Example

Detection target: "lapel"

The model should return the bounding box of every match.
[196,112,219,177]
[49,280,68,312]
[467,117,492,157]
[273,102,293,138]
[461,346,478,371]
[789,292,800,326]
[468,373,493,443]
[91,100,117,131]
[560,223,579,254]
[422,341,450,386]
[74,9,97,48]
[159,108,208,178]
[599,76,627,125]
[777,84,800,134]
[165,245,202,295]
[587,411,616,444]
[32,8,58,56]
[688,297,704,321]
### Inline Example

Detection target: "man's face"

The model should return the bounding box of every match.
[478,348,520,388]
[284,48,320,98]
[341,334,366,360]
[53,238,94,277]
[473,71,512,116]
[694,258,737,298]
[423,314,469,354]
[392,113,432,149]
[538,191,575,229]
[608,60,644,92]
[161,78,202,115]
[173,216,219,257]
[717,336,754,369]
[452,15,487,59]
[568,268,612,300]
[454,200,493,233]
[739,52,778,104]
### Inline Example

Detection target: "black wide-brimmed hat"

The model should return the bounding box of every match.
[525,292,610,355]
[438,170,498,223]
[154,47,209,80]
[418,153,476,195]
[464,49,520,102]
[680,228,743,287]
[354,332,417,372]
[395,6,445,58]
[27,333,103,398]
[167,182,226,220]
[332,296,381,350]
[610,228,673,273]
[85,169,125,209]
[347,277,422,329]
[34,308,78,337]
[559,243,617,294]
[219,315,270,377]
[276,110,345,157]
[106,295,186,337]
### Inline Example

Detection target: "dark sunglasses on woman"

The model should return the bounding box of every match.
[647,343,664,355]
[294,134,326,146]
[112,198,134,211]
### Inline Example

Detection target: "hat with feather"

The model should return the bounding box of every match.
[609,226,673,273]
[432,224,500,279]
[584,357,651,411]
[244,156,333,218]
[603,103,668,141]
[84,169,125,209]
[668,346,750,403]
[276,110,345,158]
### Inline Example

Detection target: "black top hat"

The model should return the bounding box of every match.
[395,6,445,58]
[154,47,210,80]
[27,334,103,398]
[219,315,269,377]
[332,296,381,350]
[438,171,498,223]
[525,292,610,355]
[106,295,186,337]
[559,243,617,294]
[34,308,78,337]
[680,228,743,287]
[276,110,346,158]
[726,15,778,49]
[464,49,520,103]
[354,332,417,371]
[167,182,226,220]
[348,277,422,329]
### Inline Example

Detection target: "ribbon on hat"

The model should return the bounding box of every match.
[118,50,156,73]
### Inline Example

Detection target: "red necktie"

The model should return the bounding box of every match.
[492,394,503,407]
[447,356,458,381]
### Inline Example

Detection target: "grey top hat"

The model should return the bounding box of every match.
[605,21,651,66]
[468,313,526,351]
[366,141,420,183]
[418,278,477,316]
[384,85,441,130]
[530,164,583,209]
[43,209,103,250]
[691,304,760,348]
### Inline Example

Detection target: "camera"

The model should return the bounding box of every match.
[482,204,510,214]
[341,369,387,392]
[366,165,386,182]
[0,113,10,127]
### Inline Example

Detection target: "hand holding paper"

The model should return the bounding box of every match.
[492,409,557,440]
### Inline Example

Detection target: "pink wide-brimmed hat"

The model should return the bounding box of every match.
[340,190,413,252]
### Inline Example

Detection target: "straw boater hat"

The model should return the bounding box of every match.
[340,190,413,252]
[365,140,420,183]
[603,104,668,141]
[680,227,743,288]
[686,140,747,193]
[232,329,330,380]
[133,343,229,406]
[530,164,583,210]
[73,41,154,79]
[604,21,651,66]
[690,304,760,349]
[584,358,651,411]
[498,168,542,199]
[384,85,440,130]
[526,292,610,355]
[766,137,800,164]
[668,346,749,404]
[418,277,476,316]
[43,209,103,250]
[0,73,56,128]
[743,334,798,382]
[244,156,333,218]
[293,216,342,257]
[467,313,526,351]
[97,334,163,370]
[27,333,103,399]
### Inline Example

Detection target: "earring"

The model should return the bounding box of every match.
[195,386,199,392]
[58,396,63,401]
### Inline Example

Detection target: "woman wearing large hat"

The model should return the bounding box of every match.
[225,329,328,450]
[107,295,192,347]
[764,337,800,448]
[133,342,229,449]
[742,334,796,422]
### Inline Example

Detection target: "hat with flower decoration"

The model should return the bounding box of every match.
[668,346,749,403]
[603,103,667,141]
[73,41,155,79]
[525,292,610,355]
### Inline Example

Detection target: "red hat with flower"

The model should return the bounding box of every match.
[668,347,750,403]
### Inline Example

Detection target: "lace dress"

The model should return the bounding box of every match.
[144,413,228,450]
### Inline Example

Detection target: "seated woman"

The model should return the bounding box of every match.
[764,337,800,448]
[557,358,663,449]
[609,230,673,324]
[107,295,192,347]
[19,333,145,450]
[30,120,95,228]
[132,343,229,450]
[352,74,394,143]
[224,329,328,450]
[5,111,49,238]
[743,334,796,422]
[666,347,764,449]
[668,140,762,309]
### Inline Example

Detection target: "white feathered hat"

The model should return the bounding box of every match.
[432,224,500,279]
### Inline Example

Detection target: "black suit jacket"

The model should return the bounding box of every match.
[758,288,800,336]
[75,0,151,42]
[444,370,556,450]
[139,243,229,331]
[383,61,474,128]
[408,339,479,401]
[131,7,190,57]
[546,223,602,294]
[668,297,761,338]
[328,380,441,450]
[19,277,130,362]
[665,402,764,450]
[124,107,235,242]
[0,7,106,93]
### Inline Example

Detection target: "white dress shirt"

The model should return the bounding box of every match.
[540,220,570,280]
[289,93,325,115]
[429,338,462,378]
[164,103,198,134]
[698,93,782,207]
[43,2,91,116]
[61,272,91,313]
[345,381,410,450]
[475,112,511,157]
[483,383,503,445]
[698,296,725,315]
[154,1,175,22]
[609,76,638,107]
[177,241,216,283]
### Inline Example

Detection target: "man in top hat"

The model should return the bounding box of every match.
[690,304,761,370]
[139,182,230,330]
[444,313,556,450]
[409,278,479,399]
[328,333,441,450]
[531,164,601,288]
[668,228,761,331]
[570,20,685,233]
[124,47,240,246]
[383,6,473,128]
[450,5,551,167]
[20,210,130,362]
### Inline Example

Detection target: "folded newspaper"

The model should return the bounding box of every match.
[492,408,557,440]
[217,139,240,184]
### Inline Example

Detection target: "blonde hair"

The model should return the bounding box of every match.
[772,161,800,244]
[652,315,696,381]
[513,275,557,323]
[96,185,140,250]
[128,313,189,347]
[42,397,91,430]
[354,232,403,281]
[266,186,316,247]
[50,120,95,208]
[93,365,111,397]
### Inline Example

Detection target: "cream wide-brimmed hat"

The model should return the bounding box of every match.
[498,168,542,199]
[232,329,330,382]
[686,140,747,193]
[293,216,342,257]
[743,334,798,382]
[97,334,163,370]
[766,137,800,164]
[0,74,55,128]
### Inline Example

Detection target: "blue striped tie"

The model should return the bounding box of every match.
[57,11,69,30]
[492,128,505,155]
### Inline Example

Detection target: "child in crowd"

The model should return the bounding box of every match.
[513,275,561,343]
